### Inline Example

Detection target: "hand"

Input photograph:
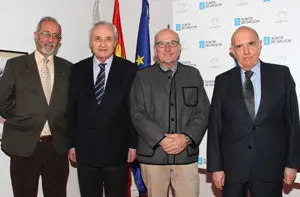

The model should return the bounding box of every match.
[212,171,225,190]
[127,149,137,163]
[68,148,76,163]
[160,134,188,155]
[284,167,297,185]
[159,136,173,149]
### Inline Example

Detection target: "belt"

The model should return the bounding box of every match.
[38,135,53,142]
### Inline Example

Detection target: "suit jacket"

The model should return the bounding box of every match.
[207,61,300,182]
[0,52,72,157]
[68,55,137,167]
[130,63,210,165]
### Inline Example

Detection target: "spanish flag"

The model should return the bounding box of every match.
[112,0,126,59]
[112,2,131,196]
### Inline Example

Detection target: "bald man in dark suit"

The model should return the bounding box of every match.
[207,26,300,197]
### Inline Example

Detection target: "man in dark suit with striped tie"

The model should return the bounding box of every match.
[68,21,137,197]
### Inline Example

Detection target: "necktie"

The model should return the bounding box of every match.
[243,70,255,121]
[40,58,52,104]
[95,63,106,105]
[40,58,52,135]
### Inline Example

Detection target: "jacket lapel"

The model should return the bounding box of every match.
[254,61,272,124]
[25,53,48,105]
[49,56,67,106]
[84,57,97,105]
[97,56,127,124]
[100,56,125,107]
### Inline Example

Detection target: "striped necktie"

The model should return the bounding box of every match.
[95,63,106,105]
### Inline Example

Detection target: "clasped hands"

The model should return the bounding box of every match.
[159,133,188,155]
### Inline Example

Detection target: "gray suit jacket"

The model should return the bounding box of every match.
[130,63,210,164]
[0,52,72,157]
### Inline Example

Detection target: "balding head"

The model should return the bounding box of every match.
[153,28,181,69]
[231,26,259,47]
[155,29,180,44]
[229,26,262,71]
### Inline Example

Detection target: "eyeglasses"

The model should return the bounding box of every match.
[155,41,179,48]
[39,31,62,40]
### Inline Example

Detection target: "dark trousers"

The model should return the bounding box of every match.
[222,178,283,197]
[10,141,69,197]
[77,163,128,197]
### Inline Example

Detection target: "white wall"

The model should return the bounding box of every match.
[0,0,172,196]
[1,0,299,197]
[0,0,95,63]
[0,0,172,62]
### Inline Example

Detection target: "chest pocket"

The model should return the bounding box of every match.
[182,87,198,106]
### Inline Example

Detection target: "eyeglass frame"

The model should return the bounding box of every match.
[39,31,62,41]
[155,40,179,48]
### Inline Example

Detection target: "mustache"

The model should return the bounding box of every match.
[44,42,55,47]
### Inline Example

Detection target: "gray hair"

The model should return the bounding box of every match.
[231,26,259,47]
[89,21,118,44]
[36,16,61,33]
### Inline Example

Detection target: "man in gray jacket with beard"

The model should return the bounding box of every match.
[130,28,210,197]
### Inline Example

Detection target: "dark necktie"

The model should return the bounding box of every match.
[95,63,106,105]
[243,70,255,121]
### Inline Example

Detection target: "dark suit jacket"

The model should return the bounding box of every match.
[0,52,72,157]
[207,61,300,182]
[68,55,137,167]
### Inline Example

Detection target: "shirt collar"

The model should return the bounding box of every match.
[240,60,261,74]
[34,50,53,62]
[93,55,113,68]
[159,62,178,73]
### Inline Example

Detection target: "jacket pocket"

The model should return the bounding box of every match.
[182,87,198,106]
[137,138,154,157]
[5,113,34,130]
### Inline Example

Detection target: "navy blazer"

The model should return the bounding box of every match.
[68,55,137,167]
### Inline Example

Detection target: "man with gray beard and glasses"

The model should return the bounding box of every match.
[0,16,72,197]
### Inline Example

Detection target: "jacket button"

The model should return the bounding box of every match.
[171,118,174,121]
[248,145,252,150]
[252,126,256,130]
[168,76,171,79]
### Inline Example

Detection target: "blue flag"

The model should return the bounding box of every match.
[131,161,147,194]
[135,0,150,69]
[132,0,149,195]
